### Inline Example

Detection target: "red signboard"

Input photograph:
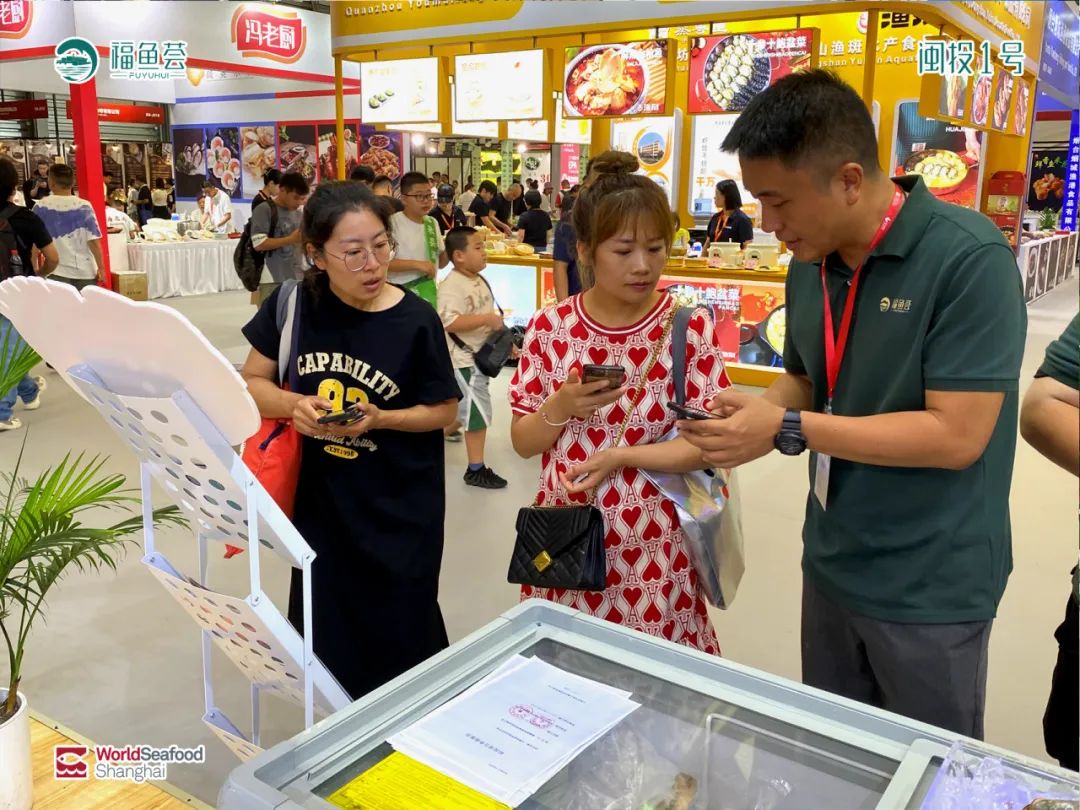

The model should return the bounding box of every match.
[231,6,306,65]
[65,103,166,125]
[0,99,47,120]
[0,0,32,39]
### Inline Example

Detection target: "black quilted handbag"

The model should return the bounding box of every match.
[506,308,675,592]
[507,504,606,590]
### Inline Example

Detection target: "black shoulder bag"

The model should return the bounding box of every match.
[507,308,676,591]
[447,272,515,377]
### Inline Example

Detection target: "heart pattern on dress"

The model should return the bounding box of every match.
[509,295,727,657]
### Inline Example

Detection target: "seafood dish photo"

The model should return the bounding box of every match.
[564,42,667,117]
[701,35,772,112]
[1013,80,1029,135]
[241,126,277,190]
[940,74,967,119]
[905,149,969,190]
[318,129,359,181]
[359,134,400,180]
[206,129,242,196]
[993,73,1014,129]
[971,72,992,125]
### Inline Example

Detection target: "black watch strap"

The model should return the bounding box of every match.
[782,409,802,433]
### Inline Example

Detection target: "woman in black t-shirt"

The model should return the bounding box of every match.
[241,181,460,699]
[704,179,754,249]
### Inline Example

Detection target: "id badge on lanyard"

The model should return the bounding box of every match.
[814,187,904,511]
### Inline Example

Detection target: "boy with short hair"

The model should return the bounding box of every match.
[389,171,445,305]
[438,226,508,489]
[515,189,553,250]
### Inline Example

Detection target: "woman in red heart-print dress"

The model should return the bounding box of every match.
[508,150,731,655]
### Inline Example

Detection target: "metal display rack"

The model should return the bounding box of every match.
[0,278,351,764]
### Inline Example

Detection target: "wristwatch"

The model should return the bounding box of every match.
[774,409,807,456]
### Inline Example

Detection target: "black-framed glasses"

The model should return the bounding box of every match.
[322,238,397,272]
[401,192,433,200]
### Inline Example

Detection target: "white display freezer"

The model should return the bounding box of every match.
[219,601,1078,809]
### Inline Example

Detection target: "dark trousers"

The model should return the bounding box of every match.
[51,276,97,291]
[1044,588,1078,770]
[802,575,991,739]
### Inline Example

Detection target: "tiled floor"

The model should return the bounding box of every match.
[3,276,1076,806]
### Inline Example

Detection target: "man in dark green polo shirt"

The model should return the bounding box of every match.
[680,70,1026,739]
[1020,314,1078,769]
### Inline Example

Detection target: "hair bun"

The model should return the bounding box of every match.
[590,150,639,177]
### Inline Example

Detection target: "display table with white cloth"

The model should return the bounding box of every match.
[126,239,245,299]
[106,231,130,273]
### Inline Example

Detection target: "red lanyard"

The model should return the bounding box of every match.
[712,212,729,242]
[821,186,905,406]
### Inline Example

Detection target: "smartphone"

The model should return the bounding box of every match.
[582,364,626,389]
[317,405,364,426]
[667,401,717,420]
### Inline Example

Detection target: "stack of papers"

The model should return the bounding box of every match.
[389,655,639,807]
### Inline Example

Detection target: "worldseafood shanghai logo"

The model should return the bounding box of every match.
[53,36,99,84]
[54,743,206,783]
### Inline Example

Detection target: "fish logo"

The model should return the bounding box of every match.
[53,37,99,85]
[54,745,89,780]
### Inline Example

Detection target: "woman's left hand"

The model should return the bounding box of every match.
[560,448,624,495]
[322,403,384,439]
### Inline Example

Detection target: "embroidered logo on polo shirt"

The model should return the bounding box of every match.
[880,297,912,313]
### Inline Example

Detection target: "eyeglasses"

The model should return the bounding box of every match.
[322,238,397,272]
[401,192,433,201]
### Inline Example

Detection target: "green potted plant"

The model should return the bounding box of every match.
[1038,207,1060,233]
[0,333,183,810]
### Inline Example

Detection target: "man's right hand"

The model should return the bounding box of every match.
[416,260,437,278]
[486,313,505,330]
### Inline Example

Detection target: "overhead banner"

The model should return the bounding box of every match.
[0,99,47,120]
[360,57,440,124]
[65,103,166,124]
[1039,0,1080,108]
[455,50,545,122]
[3,2,340,82]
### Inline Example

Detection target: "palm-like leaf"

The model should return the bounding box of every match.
[0,329,39,401]
[0,426,187,722]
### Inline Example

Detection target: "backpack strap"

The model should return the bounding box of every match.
[0,203,17,224]
[274,279,300,388]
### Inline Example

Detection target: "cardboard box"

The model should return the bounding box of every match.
[112,271,148,301]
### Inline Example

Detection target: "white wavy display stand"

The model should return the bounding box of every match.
[0,277,350,763]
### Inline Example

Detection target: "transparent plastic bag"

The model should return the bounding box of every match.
[922,741,1080,810]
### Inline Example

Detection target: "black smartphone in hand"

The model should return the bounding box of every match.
[667,401,717,420]
[317,405,364,426]
[582,364,626,389]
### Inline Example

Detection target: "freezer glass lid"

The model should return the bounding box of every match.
[315,638,897,809]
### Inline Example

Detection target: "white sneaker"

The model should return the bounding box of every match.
[0,417,23,431]
[22,376,46,411]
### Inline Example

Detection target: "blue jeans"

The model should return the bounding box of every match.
[0,317,38,421]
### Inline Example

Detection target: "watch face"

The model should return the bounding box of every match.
[774,431,807,456]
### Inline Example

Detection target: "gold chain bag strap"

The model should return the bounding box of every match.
[507,306,676,592]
